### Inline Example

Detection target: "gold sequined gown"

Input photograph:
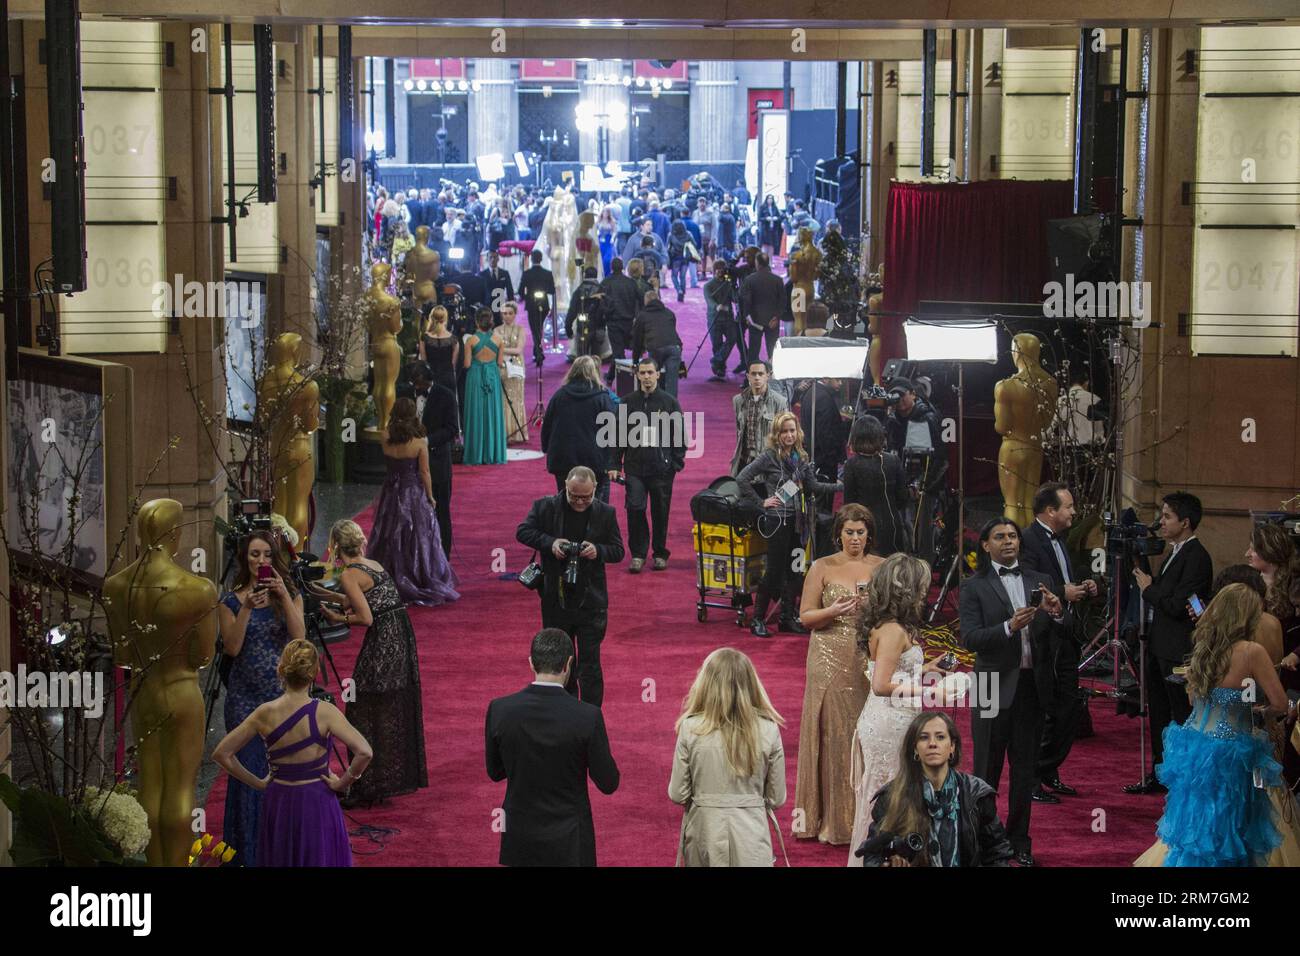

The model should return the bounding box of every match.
[499,323,528,443]
[794,582,869,845]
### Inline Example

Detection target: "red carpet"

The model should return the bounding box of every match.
[207,274,1160,866]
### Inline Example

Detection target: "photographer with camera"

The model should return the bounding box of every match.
[566,266,607,363]
[516,467,626,707]
[1125,492,1213,795]
[884,378,948,559]
[857,712,1014,867]
[705,260,742,381]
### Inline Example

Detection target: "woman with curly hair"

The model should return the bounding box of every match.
[845,552,954,866]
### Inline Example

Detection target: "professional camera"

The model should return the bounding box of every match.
[1104,508,1166,559]
[226,498,273,540]
[855,830,925,865]
[290,553,350,644]
[558,541,584,586]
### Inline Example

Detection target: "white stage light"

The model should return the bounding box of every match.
[403,79,414,91]
[635,76,645,87]
[458,79,468,92]
[664,78,673,89]
[416,78,427,91]
[771,337,871,380]
[902,320,999,363]
[471,80,481,92]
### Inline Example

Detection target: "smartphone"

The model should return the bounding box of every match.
[856,581,870,599]
[1029,588,1044,607]
[1188,593,1205,617]
[937,652,958,670]
[254,565,274,594]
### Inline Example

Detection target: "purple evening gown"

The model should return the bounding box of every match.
[368,454,460,606]
[257,699,352,867]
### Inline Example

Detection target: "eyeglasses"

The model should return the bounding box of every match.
[567,491,595,503]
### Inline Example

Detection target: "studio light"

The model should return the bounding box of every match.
[902,320,999,363]
[608,102,628,132]
[46,625,70,647]
[574,100,596,133]
[458,79,468,92]
[416,78,427,91]
[430,79,441,92]
[635,76,645,88]
[664,78,673,89]
[403,78,414,91]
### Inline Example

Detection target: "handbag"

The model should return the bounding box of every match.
[506,357,525,380]
[684,240,701,263]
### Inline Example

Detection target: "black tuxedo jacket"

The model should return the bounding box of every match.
[396,382,458,471]
[1142,537,1213,662]
[516,494,625,610]
[959,564,1058,710]
[485,683,620,866]
[1019,520,1072,592]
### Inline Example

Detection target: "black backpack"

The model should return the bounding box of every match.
[689,475,760,528]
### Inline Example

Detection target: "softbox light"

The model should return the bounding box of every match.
[902,321,998,364]
[771,336,870,380]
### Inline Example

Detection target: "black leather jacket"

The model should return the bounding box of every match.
[736,449,841,518]
[862,771,1014,867]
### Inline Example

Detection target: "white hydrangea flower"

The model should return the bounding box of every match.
[82,787,152,858]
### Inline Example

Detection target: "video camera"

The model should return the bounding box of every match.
[1104,507,1166,559]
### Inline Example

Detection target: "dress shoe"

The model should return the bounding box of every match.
[1122,775,1167,795]
[1031,787,1061,804]
[709,372,727,382]
[779,617,808,635]
[1041,777,1077,796]
[652,557,668,571]
[629,558,644,574]
[1015,850,1036,867]
[750,618,771,638]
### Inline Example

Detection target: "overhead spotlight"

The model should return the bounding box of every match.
[635,75,645,88]
[621,75,631,87]
[663,78,673,89]
[471,79,481,92]
[431,79,441,91]
[403,79,414,91]
[416,78,427,91]
[458,79,468,92]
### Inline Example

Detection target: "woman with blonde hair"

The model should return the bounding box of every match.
[847,552,955,865]
[669,648,787,866]
[737,410,841,636]
[316,519,428,807]
[1134,583,1292,866]
[214,639,372,866]
[419,304,460,400]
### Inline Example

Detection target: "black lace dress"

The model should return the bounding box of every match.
[344,563,428,804]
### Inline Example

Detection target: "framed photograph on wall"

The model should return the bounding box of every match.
[6,350,134,590]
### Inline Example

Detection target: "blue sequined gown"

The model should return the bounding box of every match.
[1153,686,1283,867]
[221,593,290,867]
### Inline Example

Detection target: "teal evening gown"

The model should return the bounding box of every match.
[462,331,507,465]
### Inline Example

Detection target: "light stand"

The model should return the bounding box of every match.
[901,319,999,617]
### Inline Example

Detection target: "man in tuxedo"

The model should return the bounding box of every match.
[516,467,625,707]
[1019,481,1099,802]
[480,250,516,326]
[397,361,458,555]
[1125,491,1213,794]
[485,627,620,866]
[960,517,1065,866]
[519,249,556,366]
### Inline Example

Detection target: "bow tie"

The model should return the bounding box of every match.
[998,566,1022,578]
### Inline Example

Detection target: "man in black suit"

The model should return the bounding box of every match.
[1019,481,1100,803]
[485,627,620,866]
[397,361,458,555]
[960,517,1065,866]
[519,249,556,366]
[480,250,516,326]
[738,252,785,363]
[598,257,641,386]
[516,467,625,707]
[1125,491,1213,794]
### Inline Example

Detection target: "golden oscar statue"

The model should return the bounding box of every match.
[787,227,821,335]
[867,263,885,385]
[364,261,403,433]
[994,332,1059,526]
[257,332,319,546]
[403,225,441,313]
[104,499,218,867]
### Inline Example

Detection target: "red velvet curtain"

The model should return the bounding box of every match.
[879,179,1073,361]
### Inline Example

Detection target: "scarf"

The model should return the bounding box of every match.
[922,771,960,868]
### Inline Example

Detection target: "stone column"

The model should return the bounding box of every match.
[691,61,737,162]
[977,28,1004,180]
[469,58,517,163]
[577,59,629,165]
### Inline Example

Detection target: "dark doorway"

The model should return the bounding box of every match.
[408,93,469,166]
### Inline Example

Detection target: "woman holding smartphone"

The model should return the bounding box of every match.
[791,504,884,846]
[216,531,305,867]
